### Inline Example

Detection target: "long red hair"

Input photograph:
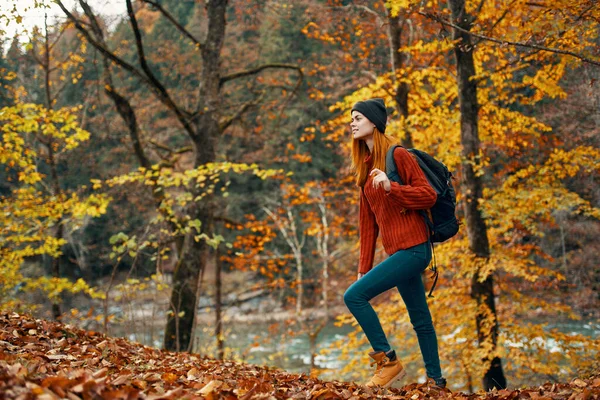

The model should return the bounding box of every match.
[351,128,398,187]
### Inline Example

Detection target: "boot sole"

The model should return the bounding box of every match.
[382,368,407,389]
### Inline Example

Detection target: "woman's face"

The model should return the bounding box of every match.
[350,111,375,141]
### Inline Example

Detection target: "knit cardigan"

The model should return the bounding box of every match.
[358,146,437,274]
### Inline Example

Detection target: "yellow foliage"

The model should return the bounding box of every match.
[0,103,107,311]
[484,146,600,235]
[385,0,423,17]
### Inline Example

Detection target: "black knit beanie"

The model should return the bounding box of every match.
[351,98,387,134]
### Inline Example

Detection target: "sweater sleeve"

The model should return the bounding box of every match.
[358,189,379,274]
[385,147,437,210]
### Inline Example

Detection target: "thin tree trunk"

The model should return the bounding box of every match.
[50,221,63,320]
[296,250,304,316]
[215,246,224,360]
[388,12,413,148]
[263,206,305,316]
[321,249,329,316]
[317,201,330,317]
[49,143,63,320]
[42,15,63,320]
[447,0,507,390]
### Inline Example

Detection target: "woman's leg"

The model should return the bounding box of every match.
[395,244,443,380]
[343,242,430,353]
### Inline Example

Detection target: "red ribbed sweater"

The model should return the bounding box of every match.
[358,146,437,274]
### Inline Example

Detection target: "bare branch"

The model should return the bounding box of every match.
[77,1,104,40]
[278,68,304,117]
[57,1,196,135]
[219,94,264,132]
[76,1,160,175]
[263,206,293,247]
[125,0,195,134]
[421,11,600,67]
[220,63,303,86]
[148,139,192,155]
[141,0,202,47]
[58,2,146,83]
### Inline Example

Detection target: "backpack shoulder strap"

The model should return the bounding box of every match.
[385,144,403,185]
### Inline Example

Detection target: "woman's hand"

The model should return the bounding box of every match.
[370,168,391,192]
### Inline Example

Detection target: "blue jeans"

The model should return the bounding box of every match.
[343,241,443,380]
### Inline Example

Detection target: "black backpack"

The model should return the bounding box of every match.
[386,145,459,296]
[385,145,459,243]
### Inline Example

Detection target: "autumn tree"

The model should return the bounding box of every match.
[57,0,303,352]
[19,14,91,319]
[442,0,508,389]
[0,103,107,312]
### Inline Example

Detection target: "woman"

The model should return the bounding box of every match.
[343,98,447,389]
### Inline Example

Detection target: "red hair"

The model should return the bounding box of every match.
[351,128,397,187]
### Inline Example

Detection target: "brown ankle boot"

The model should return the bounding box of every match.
[365,351,406,388]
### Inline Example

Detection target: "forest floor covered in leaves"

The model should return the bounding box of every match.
[1,312,599,400]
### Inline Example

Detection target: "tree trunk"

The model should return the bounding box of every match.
[447,0,507,390]
[295,249,304,316]
[163,129,216,352]
[50,223,63,320]
[321,250,329,316]
[215,246,224,360]
[164,0,227,351]
[49,145,63,321]
[317,201,330,317]
[388,13,413,149]
[41,14,63,321]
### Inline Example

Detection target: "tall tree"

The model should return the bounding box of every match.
[58,0,302,351]
[447,0,507,390]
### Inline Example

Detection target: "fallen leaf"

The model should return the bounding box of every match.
[187,367,201,380]
[92,367,108,379]
[111,374,131,385]
[200,380,223,395]
[162,372,178,384]
[46,355,67,360]
[573,379,588,388]
[132,379,147,390]
[143,372,162,382]
[22,321,37,329]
